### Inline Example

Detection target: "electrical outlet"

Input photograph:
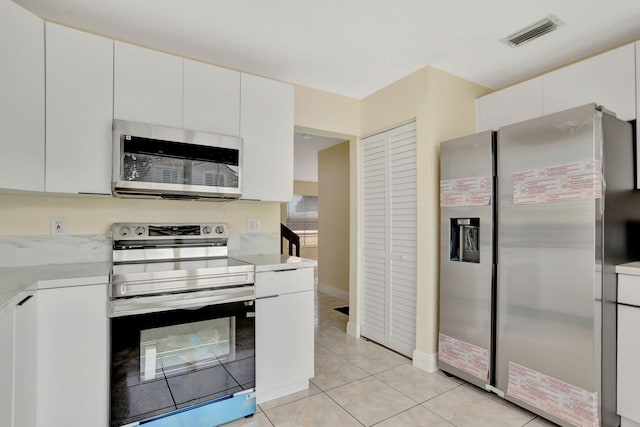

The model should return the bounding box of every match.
[247,218,261,233]
[50,217,66,235]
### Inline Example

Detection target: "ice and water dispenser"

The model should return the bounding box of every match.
[450,218,480,263]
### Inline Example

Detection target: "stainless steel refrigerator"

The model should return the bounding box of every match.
[439,104,636,427]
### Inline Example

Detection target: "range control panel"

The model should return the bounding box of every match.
[112,223,227,240]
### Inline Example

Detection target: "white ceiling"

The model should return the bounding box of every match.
[14,0,640,99]
[293,133,344,182]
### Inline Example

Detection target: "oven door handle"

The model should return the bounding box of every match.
[109,286,254,318]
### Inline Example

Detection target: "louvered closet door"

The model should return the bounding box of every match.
[387,123,417,357]
[360,131,388,346]
[360,121,417,358]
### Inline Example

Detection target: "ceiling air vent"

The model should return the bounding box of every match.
[501,15,562,48]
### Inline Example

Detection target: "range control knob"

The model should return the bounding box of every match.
[202,225,212,235]
[215,225,225,235]
[119,226,130,237]
[135,226,146,236]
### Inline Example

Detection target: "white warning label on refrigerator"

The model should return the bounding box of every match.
[440,176,492,207]
[507,362,599,427]
[438,333,489,381]
[513,160,601,205]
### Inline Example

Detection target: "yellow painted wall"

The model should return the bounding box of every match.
[292,85,360,305]
[360,66,490,356]
[318,141,350,295]
[295,85,360,137]
[0,194,279,235]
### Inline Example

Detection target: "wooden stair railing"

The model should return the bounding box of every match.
[281,223,301,257]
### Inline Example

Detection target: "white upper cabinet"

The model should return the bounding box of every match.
[114,41,183,128]
[45,23,113,195]
[543,43,636,120]
[477,43,637,132]
[183,59,240,136]
[476,77,543,132]
[240,73,294,201]
[0,0,44,192]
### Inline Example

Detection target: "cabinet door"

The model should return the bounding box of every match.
[114,41,183,128]
[476,77,543,131]
[618,304,640,423]
[183,59,240,136]
[240,73,294,201]
[256,290,314,402]
[636,42,640,190]
[14,293,37,427]
[0,304,14,427]
[45,23,113,195]
[36,285,108,427]
[0,0,44,192]
[543,44,636,120]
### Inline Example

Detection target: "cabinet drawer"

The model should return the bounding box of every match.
[256,268,313,298]
[618,274,640,306]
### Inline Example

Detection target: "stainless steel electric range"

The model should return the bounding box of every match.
[108,223,256,427]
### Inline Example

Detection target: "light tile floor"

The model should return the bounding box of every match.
[225,291,558,427]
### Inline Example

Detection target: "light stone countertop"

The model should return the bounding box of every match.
[0,254,316,309]
[616,262,640,276]
[0,262,111,309]
[233,254,317,272]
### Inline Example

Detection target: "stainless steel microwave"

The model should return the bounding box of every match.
[112,120,242,200]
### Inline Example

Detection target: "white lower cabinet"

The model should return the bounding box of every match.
[618,272,640,426]
[255,268,314,403]
[618,305,640,425]
[13,293,37,427]
[11,284,108,427]
[0,303,14,427]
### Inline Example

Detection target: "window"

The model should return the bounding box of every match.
[286,195,318,247]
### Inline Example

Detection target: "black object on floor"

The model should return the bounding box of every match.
[333,306,349,315]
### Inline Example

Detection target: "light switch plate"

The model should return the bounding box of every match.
[247,218,261,233]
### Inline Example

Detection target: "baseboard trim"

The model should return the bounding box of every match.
[412,350,438,373]
[316,283,349,301]
[346,320,360,338]
[256,380,309,404]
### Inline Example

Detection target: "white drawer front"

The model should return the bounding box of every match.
[256,268,314,298]
[618,274,640,306]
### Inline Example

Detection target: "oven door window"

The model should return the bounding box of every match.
[140,317,235,381]
[110,301,254,427]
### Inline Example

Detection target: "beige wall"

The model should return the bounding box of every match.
[360,66,490,357]
[293,85,360,304]
[0,194,279,235]
[295,85,360,137]
[318,142,350,296]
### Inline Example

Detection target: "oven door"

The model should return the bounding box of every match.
[109,287,255,427]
